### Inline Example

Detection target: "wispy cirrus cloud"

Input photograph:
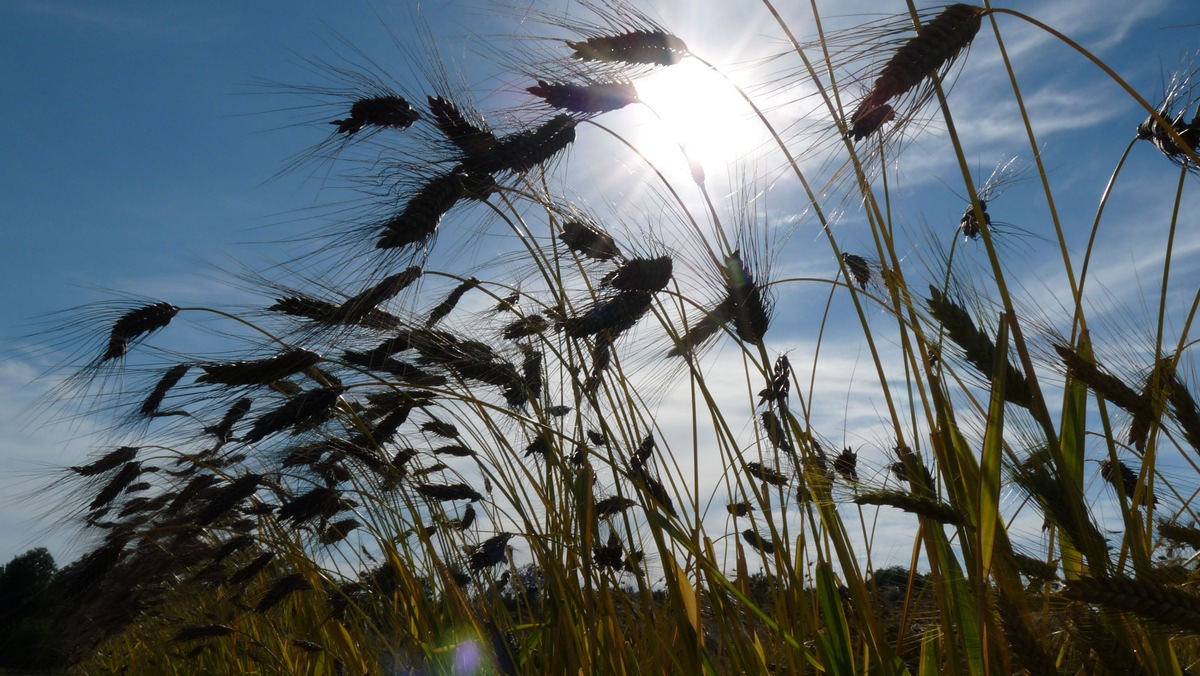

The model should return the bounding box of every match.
[5,0,231,43]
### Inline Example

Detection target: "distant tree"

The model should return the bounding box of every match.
[870,565,927,591]
[869,565,929,612]
[0,547,56,621]
[741,570,780,611]
[0,547,66,670]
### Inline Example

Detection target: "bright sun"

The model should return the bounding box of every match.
[631,60,772,179]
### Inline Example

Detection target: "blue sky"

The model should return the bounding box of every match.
[1,0,1197,570]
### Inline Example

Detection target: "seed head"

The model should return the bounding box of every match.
[566,31,689,66]
[102,302,179,362]
[527,80,639,114]
[331,95,419,135]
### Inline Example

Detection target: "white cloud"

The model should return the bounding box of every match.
[7,0,230,42]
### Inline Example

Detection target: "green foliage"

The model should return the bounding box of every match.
[0,548,66,671]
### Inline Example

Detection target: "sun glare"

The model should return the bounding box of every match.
[632,60,772,179]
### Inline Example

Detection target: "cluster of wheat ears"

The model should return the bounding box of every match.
[24,1,1200,673]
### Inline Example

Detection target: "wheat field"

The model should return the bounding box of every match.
[7,1,1200,673]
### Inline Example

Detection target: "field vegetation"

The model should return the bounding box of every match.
[17,1,1200,673]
